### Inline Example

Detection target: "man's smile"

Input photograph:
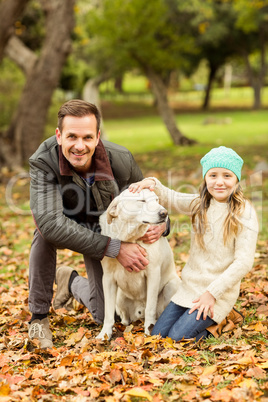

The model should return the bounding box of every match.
[71,151,87,157]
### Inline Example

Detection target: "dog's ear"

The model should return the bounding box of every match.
[106,198,119,224]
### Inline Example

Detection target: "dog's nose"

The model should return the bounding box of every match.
[159,209,168,219]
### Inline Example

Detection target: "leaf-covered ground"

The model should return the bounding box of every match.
[0,166,267,401]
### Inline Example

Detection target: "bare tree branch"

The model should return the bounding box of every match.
[5,36,37,75]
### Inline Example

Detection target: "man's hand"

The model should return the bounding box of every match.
[189,291,216,320]
[139,222,167,244]
[116,242,149,273]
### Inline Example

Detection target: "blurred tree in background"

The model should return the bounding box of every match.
[0,0,75,169]
[177,0,268,109]
[232,0,268,109]
[81,0,197,145]
[176,1,239,109]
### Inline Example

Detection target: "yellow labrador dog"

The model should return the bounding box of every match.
[96,188,180,340]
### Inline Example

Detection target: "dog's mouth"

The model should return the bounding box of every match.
[142,218,166,224]
[142,210,168,225]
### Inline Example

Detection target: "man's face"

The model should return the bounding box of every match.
[56,114,100,176]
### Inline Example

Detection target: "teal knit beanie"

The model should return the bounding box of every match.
[200,146,244,181]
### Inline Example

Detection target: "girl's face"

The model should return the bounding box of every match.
[205,168,238,203]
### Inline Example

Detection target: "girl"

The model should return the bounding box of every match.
[129,146,259,341]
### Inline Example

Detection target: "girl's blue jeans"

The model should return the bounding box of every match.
[151,301,216,341]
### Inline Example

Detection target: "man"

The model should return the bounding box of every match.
[28,99,168,348]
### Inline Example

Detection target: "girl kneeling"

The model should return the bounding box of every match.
[129,146,258,341]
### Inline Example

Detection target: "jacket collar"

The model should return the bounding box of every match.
[59,139,114,181]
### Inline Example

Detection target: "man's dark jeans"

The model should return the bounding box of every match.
[28,229,104,324]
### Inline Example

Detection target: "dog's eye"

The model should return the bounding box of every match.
[139,200,146,203]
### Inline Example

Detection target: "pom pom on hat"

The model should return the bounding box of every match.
[200,146,244,181]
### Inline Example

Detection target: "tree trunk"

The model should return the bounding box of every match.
[82,75,110,140]
[223,64,232,98]
[5,36,37,75]
[202,63,218,110]
[245,64,263,110]
[0,0,29,62]
[146,69,195,146]
[252,80,262,110]
[114,76,124,93]
[0,0,75,169]
[243,42,266,110]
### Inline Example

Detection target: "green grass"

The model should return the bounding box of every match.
[100,72,149,94]
[99,71,268,104]
[171,86,268,108]
[104,109,268,155]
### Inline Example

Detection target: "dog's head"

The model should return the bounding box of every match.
[106,188,167,226]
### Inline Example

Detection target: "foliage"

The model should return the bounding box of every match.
[177,0,237,62]
[0,59,24,130]
[82,0,196,77]
[175,0,268,108]
[59,54,91,96]
[59,0,268,111]
[17,0,45,50]
[232,0,268,34]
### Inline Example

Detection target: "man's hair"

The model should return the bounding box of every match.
[57,99,101,133]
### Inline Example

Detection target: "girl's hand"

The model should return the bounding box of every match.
[189,291,216,320]
[129,179,156,193]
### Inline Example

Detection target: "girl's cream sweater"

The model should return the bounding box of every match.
[153,178,259,324]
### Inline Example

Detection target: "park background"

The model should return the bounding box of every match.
[0,0,267,401]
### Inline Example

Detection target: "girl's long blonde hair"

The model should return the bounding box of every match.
[191,180,245,249]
